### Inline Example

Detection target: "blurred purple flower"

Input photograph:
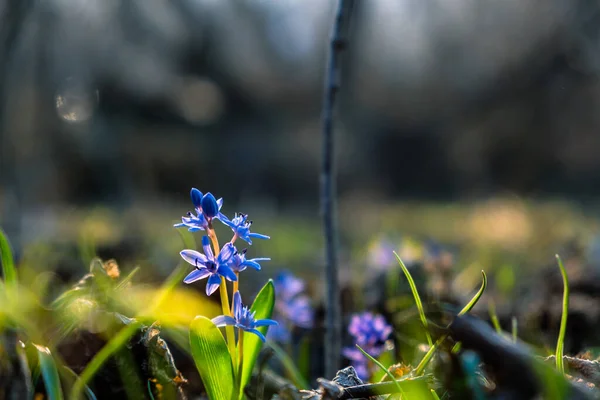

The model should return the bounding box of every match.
[180,236,237,295]
[343,312,393,380]
[212,291,278,342]
[269,271,314,342]
[274,271,306,301]
[223,212,270,245]
[229,247,270,273]
[174,188,226,232]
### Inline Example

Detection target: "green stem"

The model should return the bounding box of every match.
[208,227,237,370]
[237,330,244,390]
[555,255,569,375]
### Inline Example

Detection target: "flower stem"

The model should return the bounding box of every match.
[207,225,237,368]
[233,272,239,296]
[237,329,244,392]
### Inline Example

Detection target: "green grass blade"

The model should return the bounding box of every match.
[356,345,405,397]
[415,270,487,375]
[268,341,310,389]
[190,316,235,400]
[70,322,142,399]
[240,280,276,399]
[394,251,432,347]
[458,271,487,316]
[0,228,17,285]
[34,345,64,400]
[431,389,441,399]
[488,302,502,334]
[62,367,97,400]
[512,317,518,343]
[555,254,569,375]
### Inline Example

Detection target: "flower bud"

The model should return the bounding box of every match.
[201,192,219,218]
[190,188,203,208]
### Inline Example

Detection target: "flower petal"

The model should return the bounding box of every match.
[246,328,267,342]
[190,188,203,208]
[201,236,214,260]
[241,260,261,271]
[253,318,278,327]
[180,250,208,267]
[218,265,237,282]
[211,315,237,327]
[249,233,270,240]
[206,274,222,296]
[217,198,224,210]
[233,291,242,320]
[183,268,211,284]
[218,243,235,264]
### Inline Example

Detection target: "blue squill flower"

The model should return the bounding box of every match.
[269,271,314,342]
[229,248,270,273]
[174,188,226,232]
[343,312,392,380]
[180,236,237,295]
[274,271,306,301]
[212,291,278,342]
[223,213,270,245]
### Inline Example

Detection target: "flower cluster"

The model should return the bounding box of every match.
[343,312,393,380]
[175,188,276,341]
[269,271,314,342]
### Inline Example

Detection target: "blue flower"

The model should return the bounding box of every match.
[274,271,306,301]
[174,188,226,232]
[223,213,270,245]
[269,271,314,342]
[180,236,237,296]
[229,248,270,273]
[212,291,278,342]
[343,312,392,379]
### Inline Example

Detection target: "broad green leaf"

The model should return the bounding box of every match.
[34,345,64,400]
[239,280,275,399]
[190,316,235,400]
[0,228,17,285]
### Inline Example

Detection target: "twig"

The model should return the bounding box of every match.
[321,0,355,379]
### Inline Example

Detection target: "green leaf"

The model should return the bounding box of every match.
[394,252,432,346]
[458,271,486,316]
[0,228,17,285]
[189,316,235,400]
[268,341,310,389]
[239,280,275,399]
[62,367,97,400]
[34,345,64,400]
[356,345,405,397]
[555,254,569,375]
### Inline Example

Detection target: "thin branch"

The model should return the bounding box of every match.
[321,0,355,379]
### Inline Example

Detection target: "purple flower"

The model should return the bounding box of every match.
[174,188,226,232]
[343,312,392,380]
[269,271,314,342]
[274,271,306,301]
[212,291,278,342]
[223,213,270,245]
[229,248,270,273]
[180,236,237,296]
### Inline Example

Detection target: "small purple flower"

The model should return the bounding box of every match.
[343,312,392,380]
[212,291,278,342]
[223,213,270,245]
[180,236,237,296]
[229,248,270,273]
[174,188,226,232]
[274,271,306,301]
[269,271,314,342]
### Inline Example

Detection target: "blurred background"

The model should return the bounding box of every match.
[3,0,600,327]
